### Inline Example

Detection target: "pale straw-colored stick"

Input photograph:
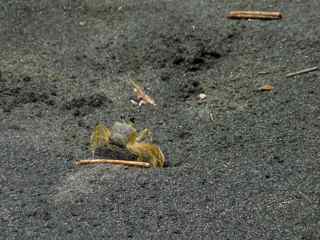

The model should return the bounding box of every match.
[227,11,282,20]
[75,159,151,168]
[286,67,318,78]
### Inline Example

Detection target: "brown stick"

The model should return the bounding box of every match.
[75,159,151,168]
[227,11,282,20]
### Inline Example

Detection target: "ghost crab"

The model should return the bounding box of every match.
[89,122,165,168]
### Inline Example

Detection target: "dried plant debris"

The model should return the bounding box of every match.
[258,84,273,92]
[227,11,282,20]
[129,80,156,106]
[75,159,151,168]
[286,66,318,78]
[85,122,165,168]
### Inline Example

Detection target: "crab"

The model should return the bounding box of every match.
[90,122,165,168]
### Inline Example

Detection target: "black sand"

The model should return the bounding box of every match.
[1,0,320,239]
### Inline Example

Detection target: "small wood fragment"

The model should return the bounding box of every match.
[286,67,318,78]
[75,159,151,168]
[129,80,156,106]
[258,71,270,75]
[209,112,214,122]
[227,11,282,20]
[259,84,273,92]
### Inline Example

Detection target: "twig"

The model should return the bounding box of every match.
[227,11,282,20]
[286,67,318,78]
[75,159,151,168]
[209,112,214,122]
[258,71,270,75]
